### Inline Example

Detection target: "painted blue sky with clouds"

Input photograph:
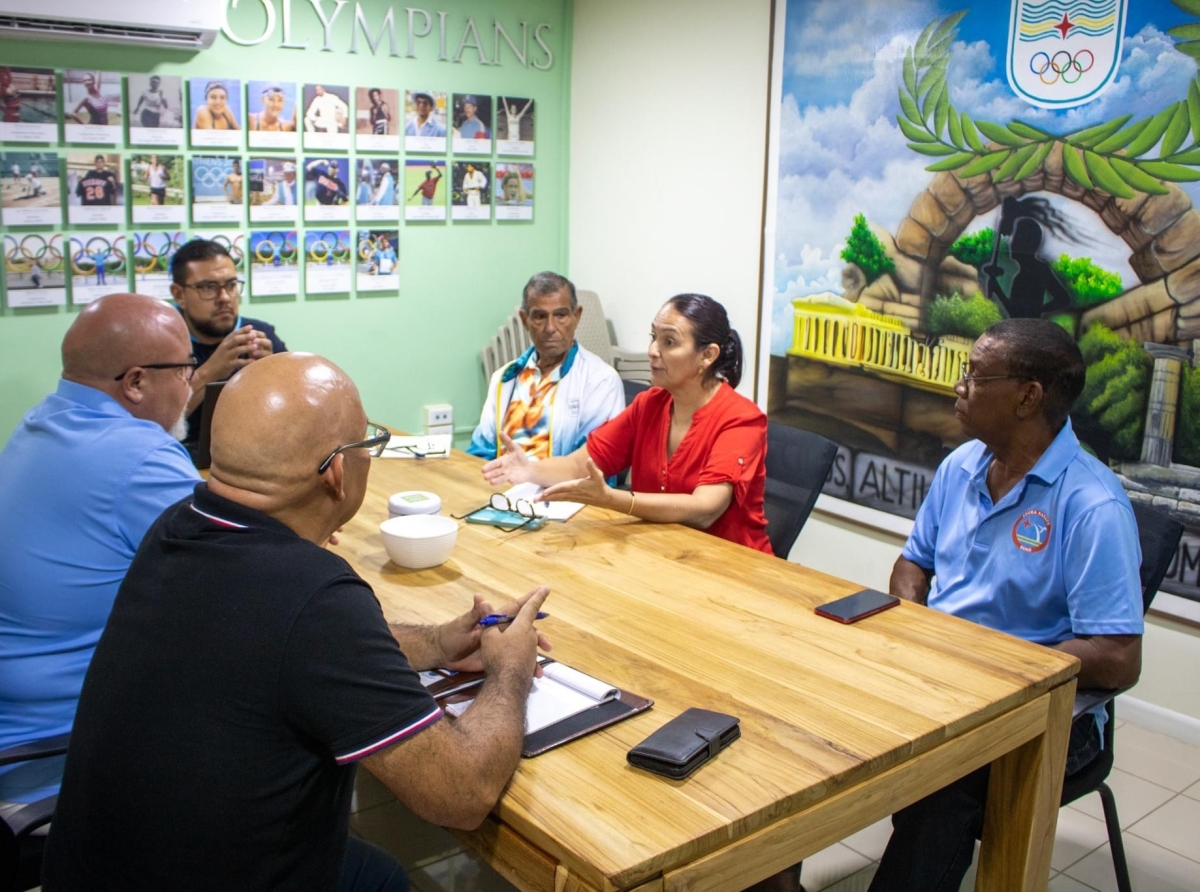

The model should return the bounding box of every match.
[771,0,1200,354]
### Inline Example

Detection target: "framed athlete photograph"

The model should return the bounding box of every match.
[404,159,446,222]
[496,96,534,156]
[355,229,398,293]
[355,87,399,153]
[248,156,297,223]
[130,154,185,224]
[130,230,186,300]
[69,232,127,304]
[301,84,350,151]
[3,232,66,308]
[63,70,123,144]
[191,156,243,225]
[128,74,184,146]
[1,151,61,227]
[189,78,243,149]
[452,93,492,155]
[247,81,297,150]
[248,229,299,296]
[451,161,491,221]
[303,156,350,222]
[494,162,534,221]
[403,90,447,154]
[67,152,124,225]
[0,66,57,143]
[355,157,399,223]
[304,229,352,294]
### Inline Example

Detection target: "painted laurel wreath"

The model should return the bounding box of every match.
[898,6,1200,199]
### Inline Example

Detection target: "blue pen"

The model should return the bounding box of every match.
[478,612,549,627]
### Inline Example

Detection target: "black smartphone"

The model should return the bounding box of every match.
[815,588,900,624]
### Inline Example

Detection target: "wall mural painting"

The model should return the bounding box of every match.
[767,0,1200,614]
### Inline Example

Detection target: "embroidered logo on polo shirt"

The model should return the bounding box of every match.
[1012,509,1051,553]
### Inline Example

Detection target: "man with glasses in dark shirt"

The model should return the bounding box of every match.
[169,238,287,442]
[0,293,199,820]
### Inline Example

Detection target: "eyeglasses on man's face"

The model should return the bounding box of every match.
[183,278,244,301]
[958,361,1028,386]
[112,360,199,382]
[317,422,390,475]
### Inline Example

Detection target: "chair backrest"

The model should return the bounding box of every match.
[623,378,649,407]
[574,289,614,365]
[479,308,531,385]
[763,423,838,560]
[1130,501,1184,614]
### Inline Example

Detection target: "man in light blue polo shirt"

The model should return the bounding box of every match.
[0,293,200,812]
[867,318,1142,892]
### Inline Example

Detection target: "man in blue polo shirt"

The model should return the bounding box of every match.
[867,318,1143,892]
[0,293,200,814]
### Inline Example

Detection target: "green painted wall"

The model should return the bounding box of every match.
[0,0,572,443]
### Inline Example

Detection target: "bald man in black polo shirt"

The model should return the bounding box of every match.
[44,353,550,892]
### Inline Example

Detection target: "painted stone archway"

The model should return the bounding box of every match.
[857,142,1200,346]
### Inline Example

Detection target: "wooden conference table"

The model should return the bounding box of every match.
[336,448,1079,892]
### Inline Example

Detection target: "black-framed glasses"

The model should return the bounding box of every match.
[113,360,199,382]
[384,443,448,459]
[317,422,390,474]
[958,362,1028,385]
[183,278,244,301]
[453,493,547,533]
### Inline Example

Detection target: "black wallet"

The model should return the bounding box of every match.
[626,707,740,779]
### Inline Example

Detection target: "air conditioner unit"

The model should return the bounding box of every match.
[0,0,224,50]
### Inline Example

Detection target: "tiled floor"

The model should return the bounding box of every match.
[350,718,1200,892]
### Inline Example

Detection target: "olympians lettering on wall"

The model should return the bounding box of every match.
[355,157,399,222]
[3,233,67,308]
[249,229,299,296]
[130,154,185,224]
[247,81,297,150]
[302,83,350,151]
[130,230,186,300]
[67,152,123,225]
[304,229,352,294]
[129,74,183,146]
[0,66,57,143]
[249,157,298,223]
[452,93,492,155]
[191,155,243,224]
[1,151,61,227]
[404,89,447,154]
[304,157,350,223]
[451,161,491,221]
[63,70,122,145]
[69,232,127,304]
[494,162,534,221]
[404,159,446,222]
[496,96,535,156]
[356,229,399,292]
[190,78,242,148]
[355,86,398,152]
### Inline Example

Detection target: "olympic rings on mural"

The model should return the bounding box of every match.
[357,233,377,261]
[209,233,245,267]
[1030,49,1094,85]
[253,231,295,263]
[308,239,330,262]
[69,236,126,275]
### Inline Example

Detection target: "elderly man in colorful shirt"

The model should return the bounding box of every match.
[866,318,1143,892]
[468,272,623,461]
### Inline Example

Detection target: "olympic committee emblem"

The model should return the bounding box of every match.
[1012,508,1052,554]
[1007,0,1127,109]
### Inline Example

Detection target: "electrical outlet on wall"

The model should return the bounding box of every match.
[424,404,452,435]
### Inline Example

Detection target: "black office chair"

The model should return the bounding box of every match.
[0,732,69,892]
[1058,501,1184,892]
[622,378,649,407]
[763,423,838,559]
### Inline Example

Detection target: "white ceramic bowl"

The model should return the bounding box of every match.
[379,514,459,569]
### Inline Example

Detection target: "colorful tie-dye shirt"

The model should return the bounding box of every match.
[500,352,564,460]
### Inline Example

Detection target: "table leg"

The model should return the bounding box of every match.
[975,679,1077,892]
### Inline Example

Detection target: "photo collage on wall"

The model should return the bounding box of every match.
[1,65,537,305]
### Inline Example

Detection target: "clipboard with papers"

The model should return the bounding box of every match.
[418,657,653,757]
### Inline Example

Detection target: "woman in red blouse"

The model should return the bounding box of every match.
[482,293,771,553]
